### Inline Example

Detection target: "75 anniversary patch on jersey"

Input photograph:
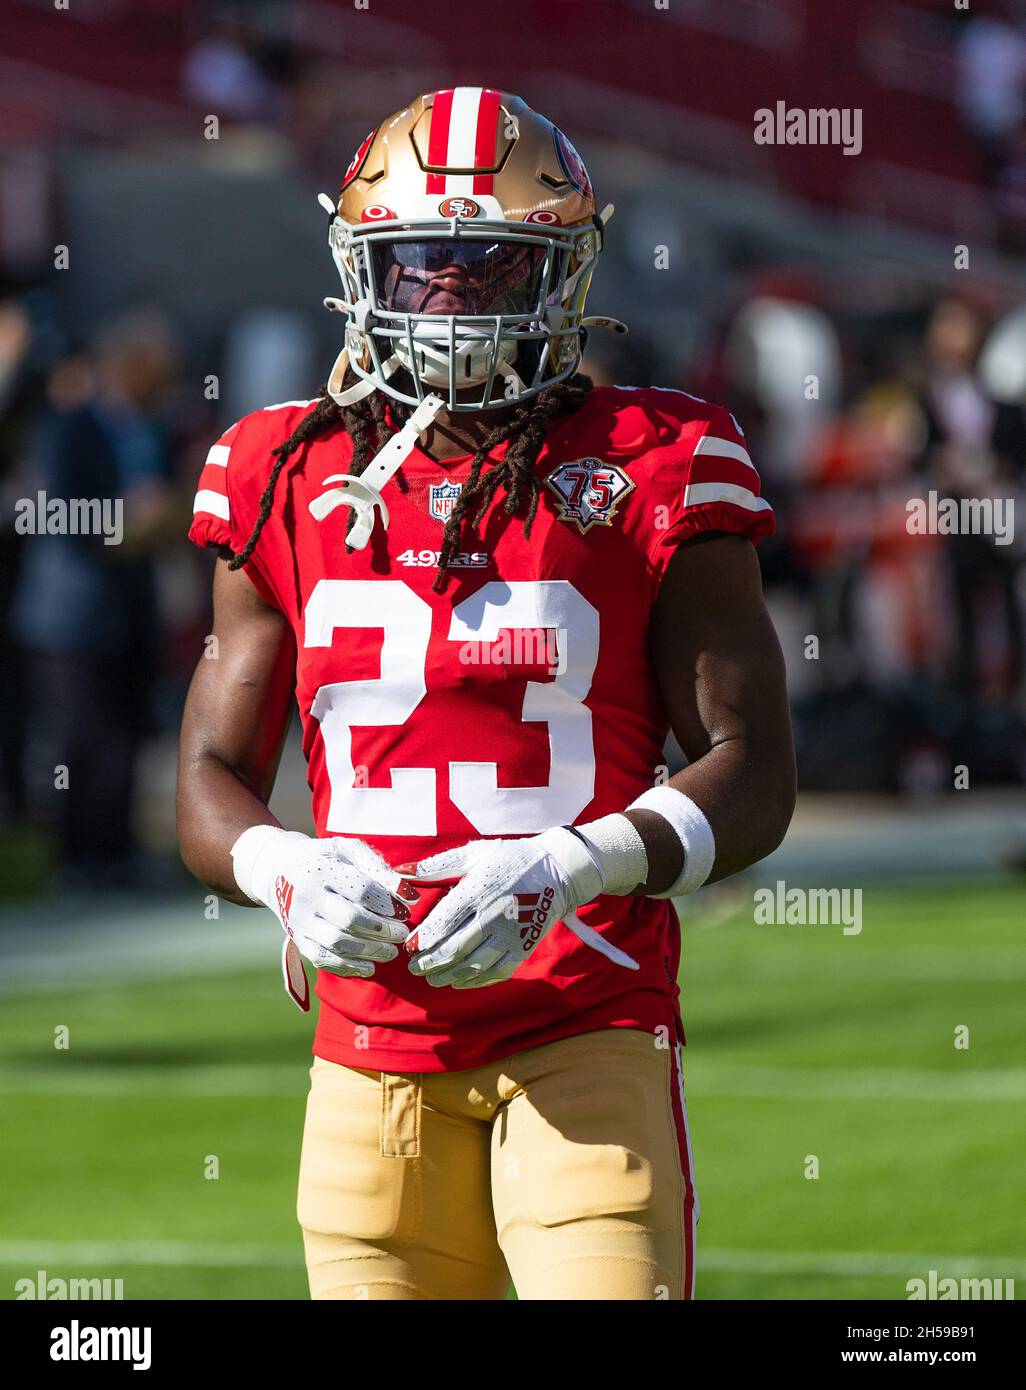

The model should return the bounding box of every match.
[544,458,635,533]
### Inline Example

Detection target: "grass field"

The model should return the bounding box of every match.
[1,876,1023,1300]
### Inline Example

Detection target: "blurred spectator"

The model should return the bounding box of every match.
[11,309,179,892]
[917,296,994,460]
[182,11,289,125]
[995,117,1026,248]
[957,1,1026,184]
[723,289,842,487]
[915,297,1023,702]
[794,367,937,684]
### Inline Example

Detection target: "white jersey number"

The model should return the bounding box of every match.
[306,579,599,836]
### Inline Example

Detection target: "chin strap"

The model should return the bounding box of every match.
[324,337,404,407]
[309,392,446,549]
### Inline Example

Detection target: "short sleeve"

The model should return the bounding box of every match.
[188,418,245,554]
[659,404,775,550]
[187,415,281,608]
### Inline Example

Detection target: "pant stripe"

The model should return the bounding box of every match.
[670,1040,699,1299]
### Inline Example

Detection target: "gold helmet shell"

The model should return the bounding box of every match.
[323,88,607,412]
[339,89,597,230]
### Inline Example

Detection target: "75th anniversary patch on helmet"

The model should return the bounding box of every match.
[544,458,635,532]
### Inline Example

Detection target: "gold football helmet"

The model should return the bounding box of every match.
[318,88,619,413]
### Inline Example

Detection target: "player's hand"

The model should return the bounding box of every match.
[401,828,638,989]
[231,827,414,986]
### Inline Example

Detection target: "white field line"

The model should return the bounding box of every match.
[687,1066,1026,1102]
[1,1062,1023,1102]
[0,904,277,997]
[697,947,1026,982]
[0,1064,306,1097]
[0,1240,1023,1282]
[0,1240,300,1268]
[698,1248,1026,1280]
[3,950,1025,998]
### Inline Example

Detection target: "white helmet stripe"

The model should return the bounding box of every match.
[443,87,483,195]
[448,87,483,167]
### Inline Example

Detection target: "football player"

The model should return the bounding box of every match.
[177,88,795,1300]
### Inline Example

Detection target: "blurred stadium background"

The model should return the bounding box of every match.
[0,0,1023,1300]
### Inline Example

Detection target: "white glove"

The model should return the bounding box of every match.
[231,826,413,1010]
[404,827,639,989]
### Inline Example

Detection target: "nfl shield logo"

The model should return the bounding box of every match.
[429,479,462,523]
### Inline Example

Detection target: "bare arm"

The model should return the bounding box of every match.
[176,558,297,904]
[625,534,796,893]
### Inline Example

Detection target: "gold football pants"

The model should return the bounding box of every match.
[297,1027,698,1300]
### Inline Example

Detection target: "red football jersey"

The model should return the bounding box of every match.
[189,385,773,1071]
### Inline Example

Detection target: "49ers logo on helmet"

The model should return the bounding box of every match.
[438,196,480,218]
[524,209,562,226]
[341,128,377,189]
[361,204,395,223]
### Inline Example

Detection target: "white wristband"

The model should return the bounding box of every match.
[571,813,649,895]
[230,824,289,906]
[627,787,715,897]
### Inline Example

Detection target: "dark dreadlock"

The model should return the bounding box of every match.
[226,367,594,593]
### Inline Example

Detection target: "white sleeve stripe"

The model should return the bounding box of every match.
[694,435,754,470]
[205,444,230,468]
[193,490,230,521]
[683,481,772,513]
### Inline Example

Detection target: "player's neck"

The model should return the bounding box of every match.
[377,365,521,463]
[416,401,519,463]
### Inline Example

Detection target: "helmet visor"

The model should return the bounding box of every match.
[370,238,550,318]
